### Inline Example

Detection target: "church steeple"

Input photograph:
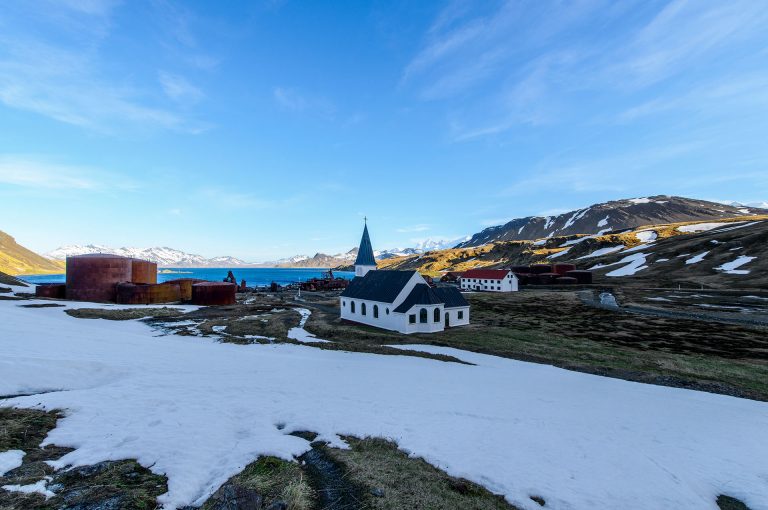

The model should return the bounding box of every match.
[354,218,377,277]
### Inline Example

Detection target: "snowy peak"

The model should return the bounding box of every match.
[457,196,768,248]
[45,245,247,267]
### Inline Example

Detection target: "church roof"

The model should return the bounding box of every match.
[431,287,469,308]
[393,283,443,313]
[354,223,376,266]
[341,270,416,303]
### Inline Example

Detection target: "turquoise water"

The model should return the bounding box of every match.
[20,267,354,287]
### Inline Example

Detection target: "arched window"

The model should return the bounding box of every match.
[386,308,389,315]
[373,304,379,318]
[342,300,346,307]
[351,301,355,313]
[419,308,428,323]
[362,303,367,315]
[434,308,440,323]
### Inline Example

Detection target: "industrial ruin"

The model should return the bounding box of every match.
[34,254,236,306]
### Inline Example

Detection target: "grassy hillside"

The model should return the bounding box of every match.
[364,216,768,288]
[0,230,64,276]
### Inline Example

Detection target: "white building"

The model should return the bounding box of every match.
[340,222,470,334]
[459,269,519,292]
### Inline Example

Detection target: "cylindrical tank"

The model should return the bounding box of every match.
[538,272,560,284]
[66,254,133,302]
[192,282,237,306]
[526,274,541,285]
[35,283,66,299]
[116,282,182,304]
[164,278,205,301]
[555,276,578,285]
[131,259,157,284]
[514,273,532,285]
[553,263,576,276]
[565,270,593,284]
[510,265,530,273]
[530,264,553,274]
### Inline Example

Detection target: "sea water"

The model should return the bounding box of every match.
[20,267,355,287]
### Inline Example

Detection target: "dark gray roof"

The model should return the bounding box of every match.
[341,270,416,303]
[393,283,443,313]
[354,224,376,266]
[432,287,469,308]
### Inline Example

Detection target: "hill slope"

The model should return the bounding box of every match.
[376,216,768,288]
[0,230,64,275]
[457,196,767,247]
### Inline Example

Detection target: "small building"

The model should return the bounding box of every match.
[440,271,464,283]
[459,269,519,292]
[340,222,470,334]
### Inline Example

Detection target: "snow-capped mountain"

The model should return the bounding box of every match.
[457,195,768,248]
[45,245,248,267]
[375,237,470,259]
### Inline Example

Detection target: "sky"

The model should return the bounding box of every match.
[1,0,767,261]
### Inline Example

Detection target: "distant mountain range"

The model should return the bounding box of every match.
[456,196,768,248]
[45,245,248,268]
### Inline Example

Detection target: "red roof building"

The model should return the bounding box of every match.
[459,269,519,292]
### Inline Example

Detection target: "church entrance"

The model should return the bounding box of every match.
[445,313,450,328]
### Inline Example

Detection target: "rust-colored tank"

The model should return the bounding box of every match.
[116,282,182,304]
[66,254,133,302]
[35,283,66,299]
[538,272,560,284]
[131,259,157,284]
[530,264,553,274]
[555,276,578,285]
[510,265,530,273]
[514,273,533,285]
[553,263,576,276]
[565,270,593,284]
[164,278,205,301]
[192,282,237,306]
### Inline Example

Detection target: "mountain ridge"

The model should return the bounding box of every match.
[456,195,767,248]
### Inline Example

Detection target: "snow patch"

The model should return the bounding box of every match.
[678,222,738,233]
[685,252,709,265]
[577,245,623,259]
[592,253,649,277]
[286,308,330,343]
[2,479,56,499]
[0,450,25,476]
[597,216,609,227]
[715,256,757,275]
[635,230,657,243]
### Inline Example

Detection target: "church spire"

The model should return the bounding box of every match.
[354,220,377,277]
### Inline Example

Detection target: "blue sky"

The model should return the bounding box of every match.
[1,0,767,261]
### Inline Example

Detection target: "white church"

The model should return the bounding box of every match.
[340,222,470,334]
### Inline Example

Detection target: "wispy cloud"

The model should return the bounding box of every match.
[0,1,208,134]
[159,71,204,104]
[396,224,431,233]
[273,86,336,118]
[0,155,135,191]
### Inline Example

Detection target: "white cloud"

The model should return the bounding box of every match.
[396,224,431,233]
[159,71,204,104]
[0,155,134,191]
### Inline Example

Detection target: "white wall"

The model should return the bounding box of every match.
[355,264,377,277]
[460,272,518,292]
[340,296,405,332]
[444,306,470,327]
[401,304,445,334]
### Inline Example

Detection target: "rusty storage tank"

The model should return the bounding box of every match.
[553,263,576,276]
[530,264,553,274]
[164,278,205,301]
[192,282,236,306]
[511,265,531,273]
[35,283,66,299]
[116,282,182,304]
[514,273,532,285]
[66,254,133,302]
[525,274,541,285]
[555,276,578,285]
[538,272,560,285]
[131,259,157,284]
[565,270,593,284]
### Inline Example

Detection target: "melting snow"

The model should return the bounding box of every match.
[0,450,25,476]
[592,253,649,277]
[2,302,768,509]
[628,197,651,204]
[716,256,757,275]
[2,478,56,499]
[577,245,623,259]
[597,216,609,227]
[548,248,571,259]
[685,251,710,265]
[286,308,330,343]
[635,230,657,243]
[678,222,739,233]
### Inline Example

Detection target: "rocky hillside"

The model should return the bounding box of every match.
[376,216,768,288]
[457,196,767,248]
[0,230,64,275]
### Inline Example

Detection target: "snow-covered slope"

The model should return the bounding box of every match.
[457,196,768,248]
[45,245,247,268]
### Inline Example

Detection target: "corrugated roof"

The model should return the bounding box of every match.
[431,287,469,308]
[460,269,511,280]
[354,224,376,266]
[341,270,416,303]
[393,283,443,313]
